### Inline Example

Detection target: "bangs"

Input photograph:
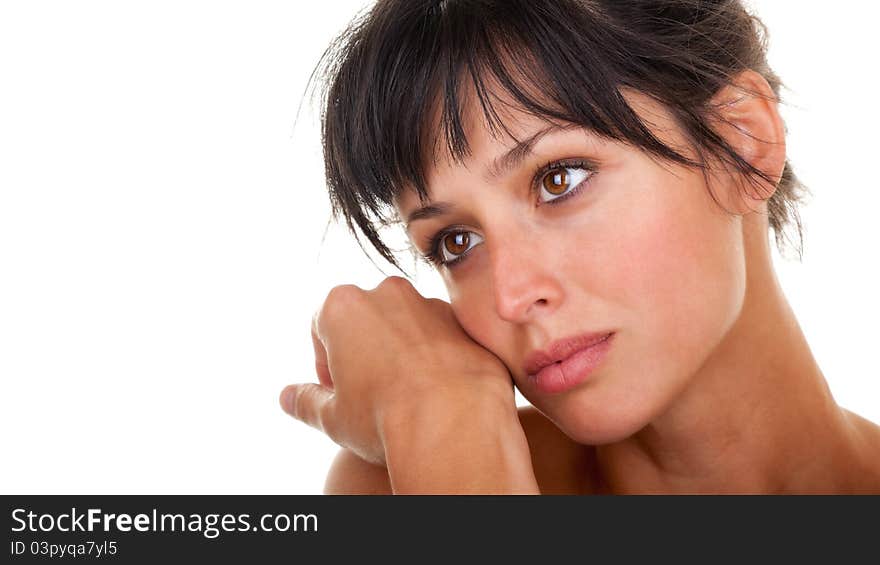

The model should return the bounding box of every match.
[317,0,800,268]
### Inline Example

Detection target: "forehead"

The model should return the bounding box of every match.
[393,85,683,215]
[394,74,567,205]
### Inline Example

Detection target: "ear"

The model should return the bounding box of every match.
[708,69,786,213]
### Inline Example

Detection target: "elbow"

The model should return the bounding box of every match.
[323,448,393,495]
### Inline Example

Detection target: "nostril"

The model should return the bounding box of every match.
[524,298,549,317]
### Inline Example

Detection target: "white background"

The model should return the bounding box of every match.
[1,1,877,494]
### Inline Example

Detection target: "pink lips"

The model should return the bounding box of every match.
[524,332,615,394]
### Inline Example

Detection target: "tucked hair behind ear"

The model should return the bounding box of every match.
[313,0,808,271]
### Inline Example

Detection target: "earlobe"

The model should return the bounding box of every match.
[708,69,787,207]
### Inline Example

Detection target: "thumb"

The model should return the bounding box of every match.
[279,383,336,435]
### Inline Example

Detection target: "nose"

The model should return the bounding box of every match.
[487,226,565,324]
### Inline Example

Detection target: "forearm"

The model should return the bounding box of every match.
[381,392,540,494]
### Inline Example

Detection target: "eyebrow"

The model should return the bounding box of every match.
[404,201,456,230]
[404,124,566,230]
[484,124,563,182]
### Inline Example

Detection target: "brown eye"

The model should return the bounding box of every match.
[537,165,592,203]
[432,230,484,266]
[443,231,470,255]
[543,168,569,195]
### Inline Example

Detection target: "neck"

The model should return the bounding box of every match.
[596,217,863,493]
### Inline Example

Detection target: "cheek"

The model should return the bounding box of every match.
[447,280,502,352]
[446,266,528,372]
[594,168,746,394]
[540,169,747,443]
[442,165,747,442]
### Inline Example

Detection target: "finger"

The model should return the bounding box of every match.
[279,383,337,436]
[311,313,333,389]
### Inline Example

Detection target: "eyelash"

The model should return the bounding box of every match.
[421,159,597,269]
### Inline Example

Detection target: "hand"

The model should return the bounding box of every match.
[279,276,517,467]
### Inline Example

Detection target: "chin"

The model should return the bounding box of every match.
[526,381,676,446]
[554,409,652,446]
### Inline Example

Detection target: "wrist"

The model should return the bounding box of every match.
[379,383,518,454]
[379,388,538,494]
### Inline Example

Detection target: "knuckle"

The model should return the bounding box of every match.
[375,275,414,294]
[293,386,314,421]
[325,283,363,303]
[295,386,329,431]
[427,297,454,318]
[321,284,364,318]
[426,297,449,309]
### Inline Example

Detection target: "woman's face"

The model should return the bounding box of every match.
[396,90,748,445]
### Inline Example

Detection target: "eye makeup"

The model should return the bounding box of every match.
[419,158,599,269]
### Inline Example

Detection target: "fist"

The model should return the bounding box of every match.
[280,276,515,466]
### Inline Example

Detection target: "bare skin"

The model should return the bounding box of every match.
[287,70,880,494]
[328,402,880,494]
[596,210,880,493]
[325,406,596,494]
[323,241,880,492]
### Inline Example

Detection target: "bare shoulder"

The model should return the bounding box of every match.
[323,405,597,494]
[845,410,880,457]
[837,409,880,492]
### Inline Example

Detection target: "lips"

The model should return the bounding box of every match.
[523,331,614,377]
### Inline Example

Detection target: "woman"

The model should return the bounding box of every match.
[279,0,880,493]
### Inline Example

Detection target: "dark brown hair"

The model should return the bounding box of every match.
[314,0,808,271]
